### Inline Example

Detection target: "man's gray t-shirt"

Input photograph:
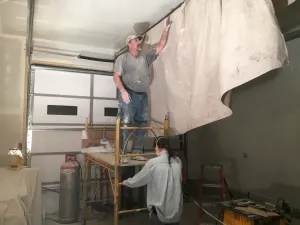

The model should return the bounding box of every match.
[114,45,157,93]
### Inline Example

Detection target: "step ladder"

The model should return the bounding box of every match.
[198,164,226,223]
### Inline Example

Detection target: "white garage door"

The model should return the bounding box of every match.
[27,65,118,184]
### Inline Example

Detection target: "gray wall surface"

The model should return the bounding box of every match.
[0,36,25,165]
[187,37,300,212]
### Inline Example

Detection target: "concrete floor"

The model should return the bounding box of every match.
[44,202,219,225]
[44,179,299,225]
[44,180,222,225]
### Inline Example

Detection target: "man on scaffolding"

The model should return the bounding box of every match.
[113,19,171,163]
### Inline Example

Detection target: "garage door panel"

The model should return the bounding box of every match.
[93,99,118,124]
[32,96,90,124]
[93,75,117,98]
[34,69,91,96]
[31,131,82,153]
[29,68,119,183]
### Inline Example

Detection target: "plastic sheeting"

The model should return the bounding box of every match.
[0,168,42,225]
[144,0,289,135]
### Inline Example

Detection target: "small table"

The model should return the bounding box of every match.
[218,199,286,225]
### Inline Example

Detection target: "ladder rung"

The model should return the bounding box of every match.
[202,164,222,169]
[202,183,222,188]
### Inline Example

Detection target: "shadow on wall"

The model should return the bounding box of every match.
[187,37,300,210]
[188,123,242,189]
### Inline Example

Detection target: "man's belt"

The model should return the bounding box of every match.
[126,88,146,95]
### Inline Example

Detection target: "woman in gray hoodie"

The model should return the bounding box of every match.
[121,136,183,225]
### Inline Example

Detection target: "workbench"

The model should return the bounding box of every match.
[218,199,286,225]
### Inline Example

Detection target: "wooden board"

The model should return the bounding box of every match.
[235,206,280,218]
[85,152,150,167]
[224,210,254,225]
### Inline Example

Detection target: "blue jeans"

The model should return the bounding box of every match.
[118,90,149,154]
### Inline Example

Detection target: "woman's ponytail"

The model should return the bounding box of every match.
[154,136,175,165]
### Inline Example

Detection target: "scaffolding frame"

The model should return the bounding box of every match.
[82,115,169,225]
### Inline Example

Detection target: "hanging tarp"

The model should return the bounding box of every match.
[145,0,289,135]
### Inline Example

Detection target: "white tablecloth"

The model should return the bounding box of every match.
[0,167,43,225]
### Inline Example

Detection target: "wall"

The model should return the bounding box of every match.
[0,34,25,165]
[0,16,3,34]
[188,37,300,209]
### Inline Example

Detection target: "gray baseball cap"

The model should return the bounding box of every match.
[126,34,143,45]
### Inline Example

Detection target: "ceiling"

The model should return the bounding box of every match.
[0,0,299,54]
[0,0,183,52]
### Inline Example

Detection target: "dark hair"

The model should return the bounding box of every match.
[153,136,175,165]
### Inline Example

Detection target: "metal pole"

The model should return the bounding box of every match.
[77,55,115,63]
[26,0,35,57]
[119,153,156,157]
[115,1,185,57]
[24,0,35,166]
[164,114,169,136]
[82,158,89,224]
[120,126,164,130]
[114,118,120,225]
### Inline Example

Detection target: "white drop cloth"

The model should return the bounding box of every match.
[0,168,42,225]
[145,0,288,135]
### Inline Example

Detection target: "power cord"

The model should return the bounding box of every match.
[182,187,227,225]
[216,211,224,225]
